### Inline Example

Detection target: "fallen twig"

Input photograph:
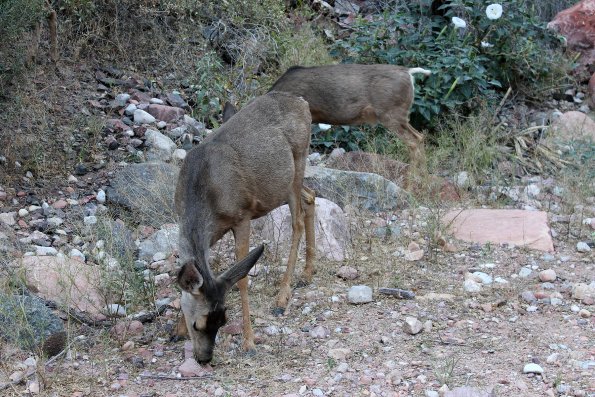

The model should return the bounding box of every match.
[139,373,213,381]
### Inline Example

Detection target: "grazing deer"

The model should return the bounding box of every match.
[175,91,316,363]
[270,64,431,183]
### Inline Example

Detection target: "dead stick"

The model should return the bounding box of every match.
[139,374,213,381]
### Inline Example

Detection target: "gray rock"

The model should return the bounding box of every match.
[472,271,493,285]
[521,291,537,303]
[455,171,470,188]
[168,126,188,139]
[0,211,16,226]
[144,129,177,161]
[95,219,136,260]
[107,162,179,226]
[576,241,591,252]
[572,283,595,301]
[347,285,373,304]
[133,109,156,124]
[124,103,137,116]
[518,267,532,278]
[115,93,130,107]
[403,316,423,335]
[138,224,179,261]
[96,189,106,204]
[463,279,482,293]
[166,92,189,109]
[305,166,406,212]
[84,216,97,225]
[35,246,58,256]
[0,293,65,355]
[522,363,543,374]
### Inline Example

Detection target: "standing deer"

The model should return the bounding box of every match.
[175,91,316,363]
[270,64,431,183]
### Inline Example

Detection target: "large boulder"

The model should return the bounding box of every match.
[253,197,351,261]
[19,256,106,320]
[550,111,595,142]
[547,0,595,68]
[443,209,554,252]
[107,162,179,226]
[326,151,408,185]
[304,166,406,212]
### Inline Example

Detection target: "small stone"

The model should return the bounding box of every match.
[336,266,358,280]
[18,208,29,217]
[576,242,591,252]
[347,285,373,304]
[403,316,423,335]
[36,246,58,256]
[546,353,559,364]
[471,271,493,285]
[27,380,40,394]
[578,309,591,318]
[518,267,532,278]
[463,279,482,293]
[69,249,85,262]
[328,348,351,360]
[539,269,557,282]
[173,149,187,161]
[309,325,329,338]
[405,249,424,261]
[134,109,156,124]
[96,189,106,204]
[0,212,16,226]
[521,291,536,303]
[122,341,135,351]
[523,363,543,374]
[572,283,595,301]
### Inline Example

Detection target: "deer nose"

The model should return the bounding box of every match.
[197,357,212,365]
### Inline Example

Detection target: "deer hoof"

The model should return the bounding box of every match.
[271,307,285,317]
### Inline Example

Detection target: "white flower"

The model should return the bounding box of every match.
[481,41,494,48]
[486,4,503,20]
[451,17,467,29]
[318,123,332,131]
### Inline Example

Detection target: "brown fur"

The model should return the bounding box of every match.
[271,64,431,183]
[175,91,316,363]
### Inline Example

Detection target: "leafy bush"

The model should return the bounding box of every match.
[332,0,567,129]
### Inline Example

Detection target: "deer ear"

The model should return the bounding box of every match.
[218,245,265,291]
[177,260,204,295]
[222,102,237,123]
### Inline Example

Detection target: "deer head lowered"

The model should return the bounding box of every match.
[270,64,431,184]
[175,91,316,364]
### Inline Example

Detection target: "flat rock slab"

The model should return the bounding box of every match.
[19,256,105,319]
[443,209,554,252]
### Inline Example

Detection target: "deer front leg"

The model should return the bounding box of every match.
[232,221,255,352]
[300,187,316,285]
[274,191,304,316]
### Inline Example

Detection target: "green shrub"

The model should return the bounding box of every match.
[332,0,567,129]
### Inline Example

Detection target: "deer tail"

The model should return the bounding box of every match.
[408,67,432,76]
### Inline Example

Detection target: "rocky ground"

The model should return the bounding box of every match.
[0,65,594,397]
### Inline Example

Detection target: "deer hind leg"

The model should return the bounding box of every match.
[381,114,428,188]
[299,186,316,285]
[274,186,305,315]
[232,220,255,352]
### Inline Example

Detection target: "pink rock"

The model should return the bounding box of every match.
[147,104,185,123]
[178,358,212,377]
[19,256,105,319]
[220,321,243,335]
[111,320,144,338]
[551,111,595,141]
[443,209,554,252]
[404,249,424,261]
[52,199,68,209]
[539,269,557,282]
[548,0,595,67]
[184,341,193,360]
[253,197,351,261]
[408,241,420,251]
[444,386,494,397]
